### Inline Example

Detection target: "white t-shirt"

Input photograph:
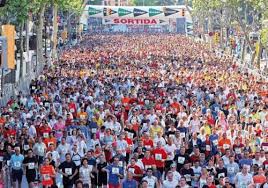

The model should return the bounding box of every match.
[164,144,177,160]
[163,179,179,188]
[142,176,158,188]
[235,172,253,188]
[172,171,181,182]
[79,165,93,184]
[33,142,46,156]
[57,143,70,162]
[153,137,166,147]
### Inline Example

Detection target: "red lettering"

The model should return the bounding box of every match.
[121,19,127,24]
[144,19,150,24]
[151,19,157,25]
[113,19,120,24]
[128,19,134,24]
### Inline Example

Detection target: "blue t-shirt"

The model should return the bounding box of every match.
[239,158,253,168]
[88,157,96,166]
[122,179,138,188]
[10,154,24,170]
[106,164,124,184]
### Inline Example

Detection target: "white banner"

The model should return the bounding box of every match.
[102,18,169,25]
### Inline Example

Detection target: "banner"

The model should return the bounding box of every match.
[86,5,190,19]
[1,25,15,69]
[102,18,169,25]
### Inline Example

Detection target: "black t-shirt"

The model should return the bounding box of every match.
[174,153,189,171]
[215,167,227,185]
[23,156,37,174]
[97,162,107,177]
[180,168,194,185]
[124,128,137,139]
[58,161,77,185]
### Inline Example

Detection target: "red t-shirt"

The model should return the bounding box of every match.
[39,126,52,138]
[40,165,54,186]
[152,148,167,168]
[124,137,133,154]
[142,139,154,150]
[5,129,16,138]
[127,164,143,181]
[142,157,156,170]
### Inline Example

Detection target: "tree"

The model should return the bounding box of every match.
[192,0,268,68]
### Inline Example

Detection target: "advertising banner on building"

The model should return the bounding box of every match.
[1,25,15,69]
[85,5,189,19]
[102,18,169,25]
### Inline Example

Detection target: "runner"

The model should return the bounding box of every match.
[40,158,56,188]
[0,33,266,188]
[10,147,24,188]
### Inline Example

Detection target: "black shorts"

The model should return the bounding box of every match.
[12,169,23,183]
[26,171,36,183]
[97,174,107,186]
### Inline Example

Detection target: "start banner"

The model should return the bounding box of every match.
[102,18,169,25]
[85,5,190,19]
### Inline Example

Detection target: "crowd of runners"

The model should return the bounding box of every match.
[0,34,267,188]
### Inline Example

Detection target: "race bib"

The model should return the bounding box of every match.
[223,144,229,149]
[7,160,10,166]
[92,128,97,133]
[128,132,134,139]
[145,165,152,170]
[235,148,241,154]
[145,145,151,149]
[44,174,50,180]
[0,156,3,161]
[212,140,218,145]
[112,167,119,174]
[14,161,21,168]
[262,145,268,152]
[38,147,44,153]
[100,134,104,140]
[70,109,75,113]
[185,174,191,182]
[24,145,30,150]
[227,167,235,174]
[177,157,185,164]
[28,162,35,169]
[118,161,123,167]
[155,154,162,160]
[206,145,211,151]
[43,132,49,138]
[218,172,225,178]
[180,132,185,138]
[128,168,135,174]
[65,168,72,175]
[169,134,175,139]
[48,142,53,147]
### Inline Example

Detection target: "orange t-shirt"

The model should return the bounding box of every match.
[40,165,55,186]
[77,112,87,119]
[44,137,57,148]
[218,138,231,152]
[253,175,266,184]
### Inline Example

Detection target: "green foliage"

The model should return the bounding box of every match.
[261,28,268,48]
